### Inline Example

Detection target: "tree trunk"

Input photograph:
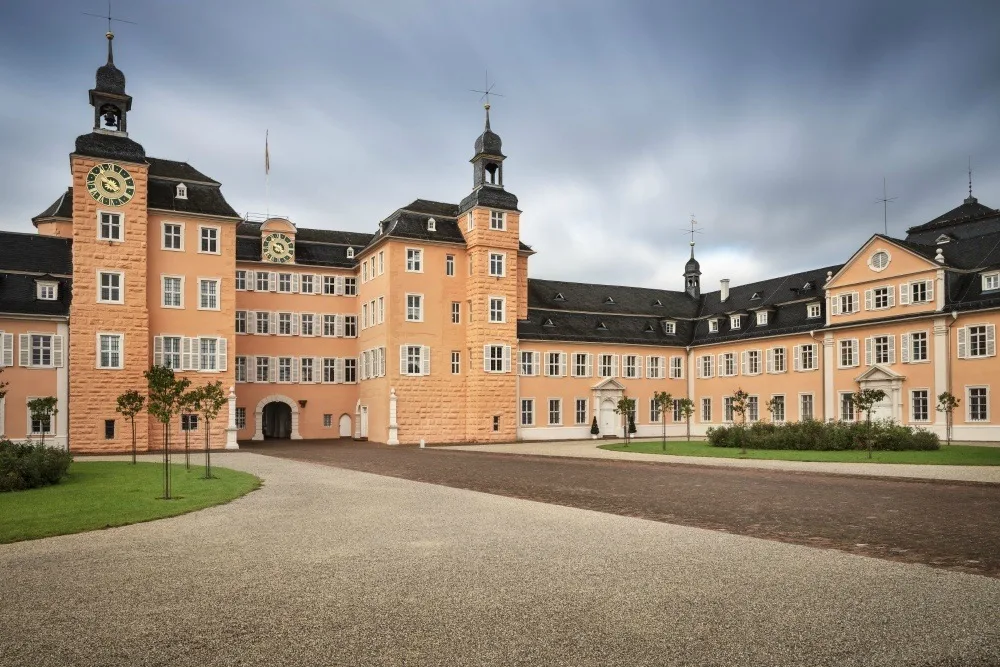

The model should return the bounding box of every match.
[204,419,212,479]
[185,428,190,470]
[686,415,691,442]
[131,418,136,465]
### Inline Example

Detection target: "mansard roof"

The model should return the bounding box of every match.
[528,278,698,317]
[32,188,73,222]
[0,232,73,317]
[906,197,1000,236]
[697,265,840,318]
[147,158,219,184]
[236,221,371,268]
[518,310,693,346]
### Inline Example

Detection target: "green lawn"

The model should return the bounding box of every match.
[598,440,1000,465]
[0,461,261,544]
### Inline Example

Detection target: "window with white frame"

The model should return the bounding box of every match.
[489,252,505,277]
[968,386,989,421]
[466,212,474,232]
[362,261,368,283]
[361,304,368,330]
[807,303,822,319]
[747,396,759,421]
[277,312,293,336]
[235,311,247,334]
[548,399,561,425]
[176,183,188,199]
[343,358,357,383]
[840,393,855,421]
[983,272,1000,292]
[277,273,292,293]
[344,277,357,296]
[162,276,182,308]
[870,286,893,310]
[520,399,534,426]
[199,226,219,254]
[839,339,858,368]
[903,331,928,363]
[199,279,220,310]
[699,355,714,378]
[662,321,676,335]
[235,270,248,291]
[98,333,123,369]
[199,338,219,371]
[623,355,639,379]
[485,345,508,373]
[402,345,425,376]
[723,397,734,422]
[322,275,337,295]
[406,248,423,272]
[162,223,183,250]
[838,292,858,314]
[730,315,742,329]
[490,210,505,230]
[235,407,246,429]
[344,315,357,337]
[701,397,712,422]
[744,350,761,375]
[98,271,123,303]
[256,356,270,383]
[720,352,736,377]
[256,271,271,292]
[796,344,818,371]
[959,324,995,358]
[406,294,423,321]
[869,250,890,271]
[27,334,54,367]
[800,394,814,420]
[650,397,662,423]
[378,297,385,324]
[446,255,455,277]
[36,281,58,301]
[161,336,181,369]
[911,390,929,422]
[320,358,335,383]
[488,296,505,323]
[598,354,616,377]
[770,395,785,422]
[673,399,683,422]
[575,399,588,425]
[767,347,786,373]
[451,351,460,374]
[870,335,893,365]
[909,280,932,303]
[708,319,719,333]
[235,356,248,383]
[300,313,314,337]
[647,356,663,379]
[572,353,589,377]
[99,212,122,241]
[756,311,768,325]
[378,251,384,275]
[255,311,271,335]
[277,357,292,383]
[546,351,565,377]
[520,350,538,376]
[669,356,683,379]
[299,274,314,294]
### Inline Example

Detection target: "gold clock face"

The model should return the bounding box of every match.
[263,232,294,263]
[86,163,135,207]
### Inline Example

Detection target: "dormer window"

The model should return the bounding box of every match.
[983,272,1000,292]
[542,318,555,327]
[604,297,615,304]
[756,311,768,326]
[807,302,822,319]
[175,183,188,200]
[936,234,952,245]
[802,281,813,290]
[346,247,355,259]
[662,320,676,335]
[596,321,608,331]
[652,299,663,307]
[36,281,58,301]
[427,217,436,232]
[750,292,760,300]
[553,292,565,301]
[644,323,656,333]
[709,319,719,333]
[730,315,742,329]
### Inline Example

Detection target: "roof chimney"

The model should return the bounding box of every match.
[720,279,730,303]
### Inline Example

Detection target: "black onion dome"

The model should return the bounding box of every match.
[474,104,504,156]
[685,255,701,273]
[95,33,126,94]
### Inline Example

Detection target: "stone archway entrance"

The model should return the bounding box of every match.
[592,377,626,438]
[252,395,302,441]
[855,365,905,423]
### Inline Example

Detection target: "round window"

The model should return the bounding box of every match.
[870,251,890,271]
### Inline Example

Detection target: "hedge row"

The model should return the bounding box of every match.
[706,419,940,451]
[0,440,73,492]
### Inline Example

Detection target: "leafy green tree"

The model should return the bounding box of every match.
[179,387,203,470]
[144,365,191,500]
[199,381,228,479]
[0,366,8,401]
[27,396,58,448]
[652,391,672,451]
[936,392,960,447]
[850,388,888,459]
[115,390,145,465]
[730,388,750,454]
[677,397,695,442]
[614,395,636,446]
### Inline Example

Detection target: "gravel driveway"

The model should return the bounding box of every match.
[1,452,998,666]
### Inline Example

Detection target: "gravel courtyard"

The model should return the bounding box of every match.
[2,452,998,666]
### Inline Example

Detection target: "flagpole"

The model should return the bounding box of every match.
[265,129,270,218]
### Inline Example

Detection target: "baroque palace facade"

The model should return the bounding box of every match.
[1,35,999,453]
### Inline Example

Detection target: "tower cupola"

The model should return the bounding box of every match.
[89,31,132,135]
[459,103,518,213]
[684,242,701,299]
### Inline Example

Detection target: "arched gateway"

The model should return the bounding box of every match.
[252,395,302,441]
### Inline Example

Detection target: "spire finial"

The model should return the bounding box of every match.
[106,30,114,65]
[83,1,136,65]
[484,102,491,131]
[965,156,978,204]
[689,215,698,257]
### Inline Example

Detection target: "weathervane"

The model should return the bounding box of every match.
[875,177,897,236]
[681,215,703,256]
[83,1,137,35]
[470,70,504,110]
[968,156,975,201]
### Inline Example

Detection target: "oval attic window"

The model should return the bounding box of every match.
[870,250,890,271]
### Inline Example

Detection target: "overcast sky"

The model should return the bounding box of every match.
[1,1,999,291]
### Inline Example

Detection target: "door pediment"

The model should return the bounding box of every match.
[592,377,626,392]
[855,364,905,383]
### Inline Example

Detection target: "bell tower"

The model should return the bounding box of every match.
[89,32,132,136]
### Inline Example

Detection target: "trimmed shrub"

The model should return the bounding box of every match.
[707,419,939,451]
[0,439,73,492]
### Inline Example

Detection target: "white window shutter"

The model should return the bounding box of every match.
[793,345,801,371]
[483,345,491,372]
[766,349,774,374]
[831,296,840,316]
[291,274,300,293]
[559,352,567,377]
[291,313,300,336]
[360,352,367,381]
[269,357,277,383]
[586,353,594,377]
[181,337,193,370]
[900,282,910,305]
[988,324,997,357]
[611,354,619,377]
[851,340,859,366]
[865,337,873,366]
[400,346,408,375]
[901,333,910,363]
[533,351,541,376]
[887,335,895,364]
[1,333,12,367]
[717,353,725,375]
[153,336,163,366]
[958,327,968,359]
[269,272,278,292]
[217,337,227,371]
[926,280,934,302]
[887,286,895,307]
[19,334,30,366]
[52,335,65,368]
[741,351,748,375]
[864,289,873,311]
[335,314,345,338]
[246,270,255,292]
[291,357,299,383]
[636,356,644,379]
[503,345,512,373]
[247,357,257,383]
[335,276,345,296]
[420,346,431,376]
[696,357,704,379]
[334,358,344,383]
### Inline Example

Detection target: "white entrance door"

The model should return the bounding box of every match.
[339,414,352,438]
[872,395,892,422]
[600,399,616,437]
[360,406,369,438]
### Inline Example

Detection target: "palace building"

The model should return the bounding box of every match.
[1,34,999,452]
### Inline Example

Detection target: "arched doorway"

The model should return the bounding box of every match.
[338,414,352,438]
[600,399,617,437]
[262,402,292,439]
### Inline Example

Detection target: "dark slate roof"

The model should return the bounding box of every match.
[74,132,145,163]
[528,278,699,318]
[375,209,465,245]
[395,199,461,219]
[95,61,126,95]
[690,299,826,345]
[236,222,372,268]
[147,158,218,184]
[938,229,1000,271]
[885,236,939,263]
[147,179,239,219]
[907,197,999,234]
[0,232,72,275]
[0,273,72,317]
[459,185,519,214]
[518,310,692,347]
[32,188,73,222]
[697,265,840,318]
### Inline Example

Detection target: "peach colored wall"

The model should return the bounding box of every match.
[0,318,61,441]
[951,311,1000,427]
[516,254,529,321]
[35,220,73,238]
[356,242,391,443]
[68,155,151,453]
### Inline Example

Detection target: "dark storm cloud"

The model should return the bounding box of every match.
[1,0,999,291]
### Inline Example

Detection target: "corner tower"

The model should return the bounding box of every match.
[684,242,701,299]
[459,104,521,442]
[68,31,151,452]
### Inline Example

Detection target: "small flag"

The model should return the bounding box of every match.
[265,129,270,175]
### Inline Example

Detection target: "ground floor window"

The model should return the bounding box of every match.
[492,415,500,432]
[701,397,712,422]
[723,397,733,422]
[968,386,989,422]
[911,390,929,422]
[575,399,588,425]
[747,396,759,422]
[235,407,246,429]
[548,399,562,425]
[840,393,855,421]
[800,394,814,420]
[770,395,785,422]
[181,414,199,431]
[650,397,661,423]
[104,419,115,439]
[521,399,534,426]
[451,351,460,374]
[672,399,682,422]
[323,414,333,428]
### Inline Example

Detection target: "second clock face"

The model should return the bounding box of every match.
[86,163,135,207]
[263,232,294,263]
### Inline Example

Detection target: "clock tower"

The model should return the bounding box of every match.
[259,218,298,264]
[68,30,151,452]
